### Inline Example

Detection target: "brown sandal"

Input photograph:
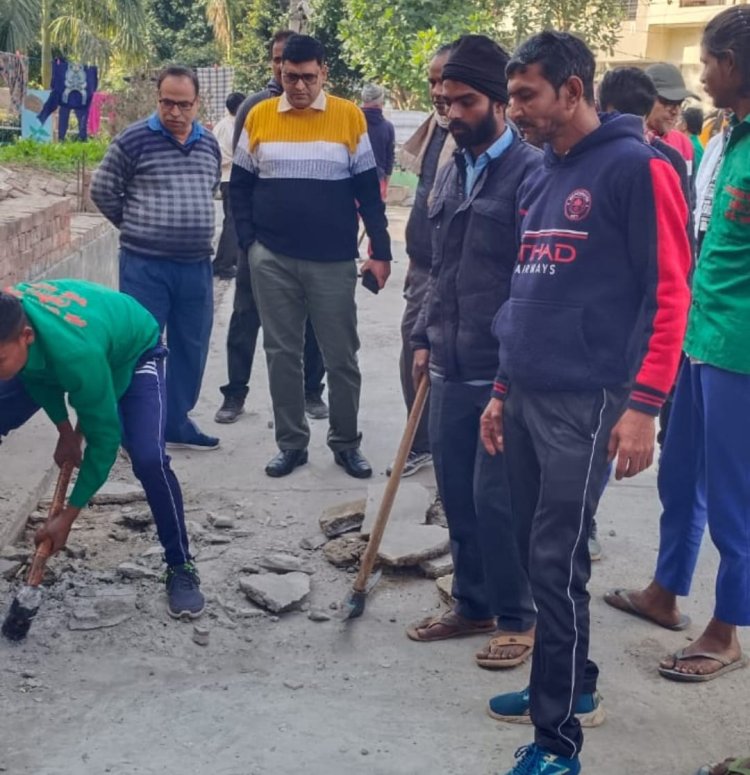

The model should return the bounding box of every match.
[475,633,534,669]
[406,610,495,642]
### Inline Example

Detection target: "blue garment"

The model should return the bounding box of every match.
[0,349,191,567]
[463,127,513,195]
[36,59,98,141]
[492,113,691,418]
[147,112,205,147]
[428,374,535,629]
[119,249,214,444]
[90,117,221,261]
[655,361,750,625]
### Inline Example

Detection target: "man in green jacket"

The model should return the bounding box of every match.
[605,6,750,683]
[0,279,204,619]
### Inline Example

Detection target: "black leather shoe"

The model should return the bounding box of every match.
[333,448,372,479]
[265,448,308,477]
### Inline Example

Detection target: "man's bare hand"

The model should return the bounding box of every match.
[360,258,391,289]
[54,421,83,469]
[480,398,505,456]
[412,349,430,392]
[608,408,656,480]
[34,505,80,555]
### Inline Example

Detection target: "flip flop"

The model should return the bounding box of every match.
[406,610,495,642]
[475,633,534,669]
[603,588,691,631]
[658,649,748,683]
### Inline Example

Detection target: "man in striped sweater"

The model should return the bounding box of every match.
[231,34,392,479]
[91,66,222,452]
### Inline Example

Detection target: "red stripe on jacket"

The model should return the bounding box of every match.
[632,158,691,406]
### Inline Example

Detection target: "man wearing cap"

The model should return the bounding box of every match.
[361,83,395,201]
[646,62,698,177]
[406,35,542,671]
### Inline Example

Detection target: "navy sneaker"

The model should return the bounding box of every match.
[488,686,606,728]
[166,431,220,451]
[501,744,581,775]
[165,563,205,620]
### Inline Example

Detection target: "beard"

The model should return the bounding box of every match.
[449,103,497,149]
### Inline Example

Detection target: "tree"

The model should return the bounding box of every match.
[148,0,222,68]
[340,0,628,108]
[308,0,361,99]
[0,0,149,87]
[230,0,287,93]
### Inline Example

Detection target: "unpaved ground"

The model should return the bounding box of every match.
[0,212,747,775]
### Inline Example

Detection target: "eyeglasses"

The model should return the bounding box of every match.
[158,98,196,112]
[282,72,319,86]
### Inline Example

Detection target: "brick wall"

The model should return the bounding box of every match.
[0,196,73,286]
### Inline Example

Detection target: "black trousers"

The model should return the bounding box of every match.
[429,376,536,630]
[213,182,242,277]
[503,386,628,757]
[220,250,325,401]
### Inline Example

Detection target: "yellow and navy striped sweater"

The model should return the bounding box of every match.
[230,94,391,262]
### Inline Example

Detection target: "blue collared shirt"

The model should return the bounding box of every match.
[463,127,513,196]
[147,112,205,147]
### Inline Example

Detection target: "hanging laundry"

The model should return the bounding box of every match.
[37,58,99,140]
[0,52,28,112]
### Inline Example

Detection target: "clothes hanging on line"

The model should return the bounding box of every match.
[0,52,28,112]
[37,58,98,140]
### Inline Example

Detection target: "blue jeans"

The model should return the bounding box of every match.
[0,349,191,567]
[119,249,214,442]
[655,361,750,625]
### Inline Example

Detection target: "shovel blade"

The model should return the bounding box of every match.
[339,568,383,621]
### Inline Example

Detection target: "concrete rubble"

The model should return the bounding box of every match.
[319,499,366,538]
[258,553,312,574]
[419,553,454,579]
[65,586,137,631]
[323,534,368,567]
[239,572,311,613]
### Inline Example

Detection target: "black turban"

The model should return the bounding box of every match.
[441,35,510,104]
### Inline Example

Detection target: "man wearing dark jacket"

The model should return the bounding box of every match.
[395,44,455,476]
[215,29,327,425]
[480,32,691,775]
[361,83,395,197]
[406,35,541,673]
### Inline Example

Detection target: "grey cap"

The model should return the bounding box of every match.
[361,83,385,104]
[645,63,698,102]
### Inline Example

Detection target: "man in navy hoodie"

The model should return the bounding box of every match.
[479,32,691,775]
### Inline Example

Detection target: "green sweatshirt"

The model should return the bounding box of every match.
[684,114,750,373]
[12,279,159,508]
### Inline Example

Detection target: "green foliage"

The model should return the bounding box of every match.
[230,0,287,93]
[0,137,110,172]
[148,0,222,67]
[340,0,627,108]
[308,0,362,100]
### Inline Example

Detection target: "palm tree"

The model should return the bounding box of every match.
[206,0,233,60]
[0,0,149,86]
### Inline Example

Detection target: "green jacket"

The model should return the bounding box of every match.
[13,279,159,508]
[684,114,750,373]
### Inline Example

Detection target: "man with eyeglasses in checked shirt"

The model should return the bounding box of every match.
[231,34,392,480]
[91,65,222,453]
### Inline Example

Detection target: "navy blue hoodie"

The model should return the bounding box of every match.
[492,113,691,415]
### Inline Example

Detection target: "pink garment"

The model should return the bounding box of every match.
[87,91,113,135]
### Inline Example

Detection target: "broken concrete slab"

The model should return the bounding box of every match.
[116,562,159,581]
[300,534,327,551]
[323,534,368,567]
[361,482,432,536]
[436,573,454,606]
[419,553,453,579]
[377,524,450,567]
[239,572,310,614]
[319,498,366,538]
[115,511,152,530]
[91,482,146,505]
[258,553,312,575]
[0,558,22,581]
[0,546,30,563]
[66,587,137,631]
[207,514,235,530]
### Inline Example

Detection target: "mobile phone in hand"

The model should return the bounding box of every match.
[361,269,380,295]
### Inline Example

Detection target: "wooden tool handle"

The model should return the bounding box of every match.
[27,463,74,587]
[353,376,430,593]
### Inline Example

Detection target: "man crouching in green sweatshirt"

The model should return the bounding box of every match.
[0,279,204,619]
